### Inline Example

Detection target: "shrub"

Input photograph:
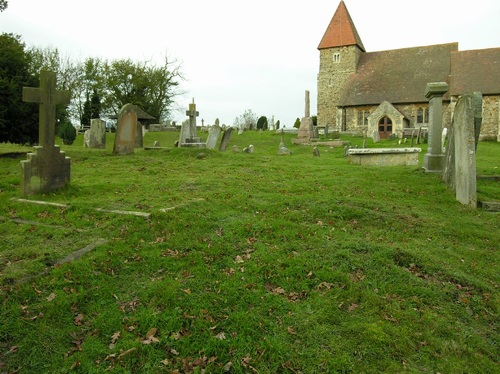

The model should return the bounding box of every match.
[59,121,76,145]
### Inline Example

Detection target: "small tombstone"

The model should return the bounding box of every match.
[232,145,239,153]
[206,124,222,150]
[219,127,234,151]
[113,103,138,155]
[21,70,71,195]
[243,145,254,153]
[278,129,292,155]
[313,147,320,157]
[153,140,161,147]
[371,130,380,143]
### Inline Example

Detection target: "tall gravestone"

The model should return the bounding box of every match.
[21,70,71,195]
[84,118,106,148]
[423,82,448,173]
[292,90,315,144]
[113,103,138,155]
[454,93,481,208]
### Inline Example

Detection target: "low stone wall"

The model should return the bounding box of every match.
[348,148,421,166]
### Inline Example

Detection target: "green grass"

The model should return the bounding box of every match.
[0,131,499,373]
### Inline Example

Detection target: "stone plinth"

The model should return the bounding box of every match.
[348,148,421,166]
[21,146,71,195]
[292,117,315,144]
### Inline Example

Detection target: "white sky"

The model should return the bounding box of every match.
[1,0,499,126]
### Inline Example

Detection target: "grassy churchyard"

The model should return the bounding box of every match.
[0,130,498,373]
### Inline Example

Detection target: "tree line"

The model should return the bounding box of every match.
[0,33,183,144]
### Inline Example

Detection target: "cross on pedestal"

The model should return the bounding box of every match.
[23,70,71,148]
[20,70,72,196]
[186,99,199,138]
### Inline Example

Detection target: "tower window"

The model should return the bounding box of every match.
[333,53,341,63]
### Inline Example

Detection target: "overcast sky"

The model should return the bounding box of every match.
[1,0,499,127]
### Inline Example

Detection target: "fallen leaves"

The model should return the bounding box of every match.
[265,283,308,302]
[46,292,56,302]
[141,328,160,345]
[73,313,84,326]
[348,303,360,313]
[109,331,121,349]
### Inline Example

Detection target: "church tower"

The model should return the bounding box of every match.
[317,1,365,130]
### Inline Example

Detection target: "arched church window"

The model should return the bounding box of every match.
[417,107,429,124]
[417,108,423,124]
[333,53,341,63]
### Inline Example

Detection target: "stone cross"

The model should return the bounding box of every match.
[305,90,310,118]
[186,98,199,137]
[23,70,71,148]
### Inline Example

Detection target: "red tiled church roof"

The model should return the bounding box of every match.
[318,0,365,51]
[340,43,458,106]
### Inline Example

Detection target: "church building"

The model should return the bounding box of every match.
[317,1,500,141]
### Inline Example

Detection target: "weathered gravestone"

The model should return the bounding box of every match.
[84,118,106,148]
[423,82,448,173]
[113,103,138,155]
[443,92,482,208]
[21,70,71,195]
[206,124,222,150]
[219,127,234,151]
[292,90,315,144]
[313,147,320,157]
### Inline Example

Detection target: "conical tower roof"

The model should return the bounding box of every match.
[318,1,365,51]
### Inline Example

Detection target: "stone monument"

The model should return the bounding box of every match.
[292,90,315,144]
[21,70,71,195]
[178,99,204,147]
[423,82,448,173]
[113,103,138,155]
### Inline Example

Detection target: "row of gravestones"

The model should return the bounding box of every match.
[18,71,495,211]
